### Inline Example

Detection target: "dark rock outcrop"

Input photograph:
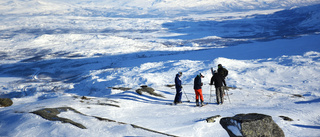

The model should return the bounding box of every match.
[292,94,303,98]
[0,98,13,107]
[31,107,87,129]
[109,87,132,91]
[206,115,221,123]
[31,107,177,136]
[279,116,294,121]
[136,85,164,98]
[220,113,284,137]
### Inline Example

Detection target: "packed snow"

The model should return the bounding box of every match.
[1,0,320,137]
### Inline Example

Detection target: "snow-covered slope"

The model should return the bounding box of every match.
[1,1,320,64]
[0,0,320,137]
[1,0,320,16]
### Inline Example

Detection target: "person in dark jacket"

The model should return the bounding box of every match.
[217,64,228,86]
[194,73,205,106]
[174,72,183,104]
[210,71,226,105]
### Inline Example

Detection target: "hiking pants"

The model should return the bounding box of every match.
[216,87,224,104]
[174,90,182,103]
[194,89,204,102]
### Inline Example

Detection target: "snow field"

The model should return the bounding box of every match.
[2,0,320,16]
[83,48,320,136]
[1,49,320,136]
[1,34,319,137]
[1,0,320,136]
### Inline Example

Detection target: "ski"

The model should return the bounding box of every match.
[211,67,215,75]
[166,103,175,105]
[195,103,208,107]
[166,101,190,106]
[166,103,183,105]
[201,103,208,107]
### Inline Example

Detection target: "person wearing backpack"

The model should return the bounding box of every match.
[174,72,183,104]
[194,73,205,106]
[217,64,228,87]
[210,70,226,105]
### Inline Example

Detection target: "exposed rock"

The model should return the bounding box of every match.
[81,96,90,100]
[109,87,132,91]
[94,115,177,136]
[206,115,221,123]
[77,96,120,107]
[140,85,148,88]
[31,107,87,129]
[279,116,294,121]
[136,89,143,95]
[136,85,164,98]
[292,94,303,98]
[165,84,175,88]
[96,102,120,108]
[220,113,285,137]
[0,98,13,107]
[31,107,177,136]
[130,124,178,137]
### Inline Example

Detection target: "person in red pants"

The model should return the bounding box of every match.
[194,73,205,106]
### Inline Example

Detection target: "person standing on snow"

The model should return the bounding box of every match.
[194,73,205,106]
[174,72,183,104]
[217,64,228,87]
[210,71,226,105]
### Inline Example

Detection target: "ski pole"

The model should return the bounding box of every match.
[225,86,231,103]
[209,85,212,103]
[182,88,190,102]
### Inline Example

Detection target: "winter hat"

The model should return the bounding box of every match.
[218,64,222,68]
[178,72,182,76]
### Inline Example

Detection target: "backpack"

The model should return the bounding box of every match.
[218,67,228,78]
[223,68,228,77]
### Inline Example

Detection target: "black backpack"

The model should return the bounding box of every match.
[218,67,228,78]
[223,68,228,77]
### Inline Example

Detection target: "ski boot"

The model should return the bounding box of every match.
[196,99,200,106]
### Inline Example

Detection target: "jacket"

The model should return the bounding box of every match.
[175,74,182,91]
[218,67,228,78]
[194,75,202,89]
[211,73,226,88]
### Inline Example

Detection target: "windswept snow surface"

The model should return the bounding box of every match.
[1,0,320,137]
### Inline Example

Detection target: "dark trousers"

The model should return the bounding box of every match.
[174,90,182,103]
[216,87,224,104]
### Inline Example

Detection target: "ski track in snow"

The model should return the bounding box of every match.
[1,0,320,137]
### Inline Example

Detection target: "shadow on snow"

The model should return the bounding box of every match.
[292,124,320,129]
[295,98,320,104]
[161,4,320,47]
[1,4,320,104]
[0,49,194,101]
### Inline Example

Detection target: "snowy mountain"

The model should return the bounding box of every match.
[0,0,320,137]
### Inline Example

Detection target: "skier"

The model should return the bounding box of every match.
[194,73,205,106]
[174,72,183,104]
[210,71,226,105]
[217,64,228,87]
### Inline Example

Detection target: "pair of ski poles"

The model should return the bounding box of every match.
[210,85,231,104]
[182,88,190,102]
[183,85,231,104]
